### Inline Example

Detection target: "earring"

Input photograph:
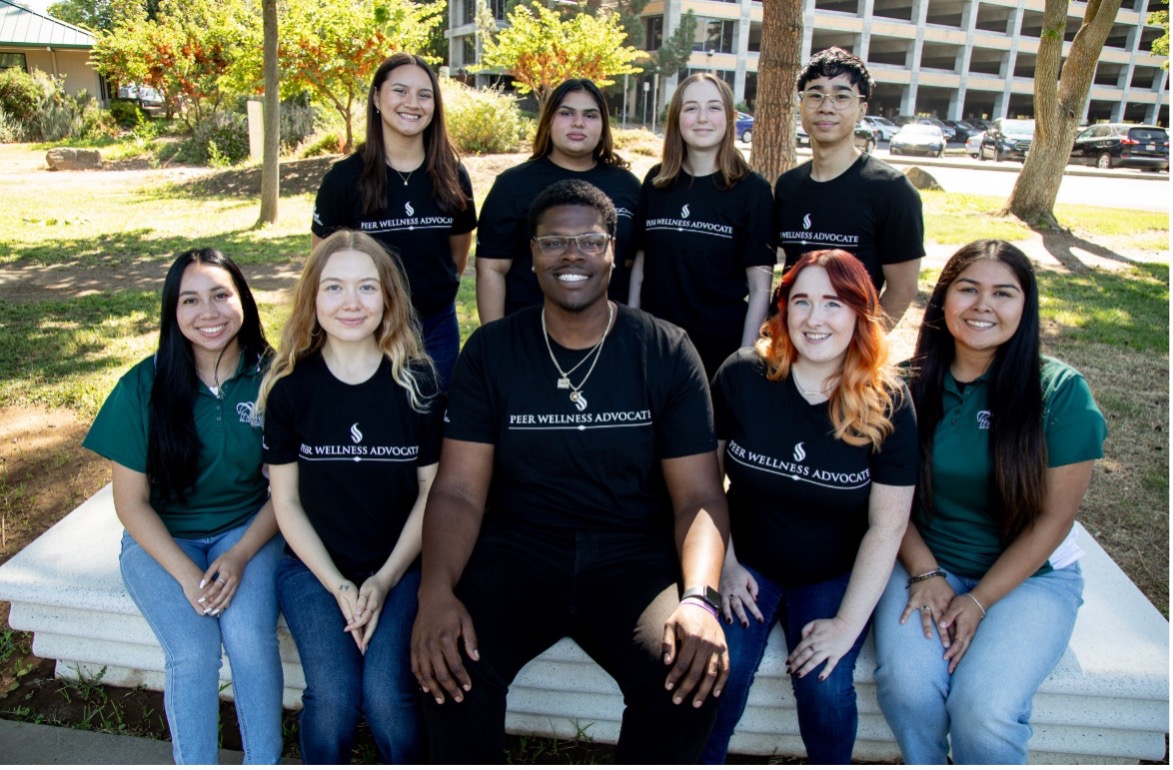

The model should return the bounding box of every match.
[531,266,536,273]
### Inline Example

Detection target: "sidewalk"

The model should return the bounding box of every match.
[0,718,300,765]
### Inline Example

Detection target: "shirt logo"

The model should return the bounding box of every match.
[802,213,812,230]
[976,410,991,430]
[681,204,691,219]
[615,206,634,220]
[236,401,262,428]
[405,201,414,217]
[793,442,806,462]
[312,206,322,226]
[350,423,363,443]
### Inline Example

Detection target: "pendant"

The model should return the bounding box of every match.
[570,391,588,412]
[557,377,570,389]
[569,391,579,402]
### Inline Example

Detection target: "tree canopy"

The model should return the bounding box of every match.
[475,0,644,106]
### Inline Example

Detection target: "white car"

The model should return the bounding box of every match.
[889,124,946,158]
[860,115,899,141]
[966,131,985,158]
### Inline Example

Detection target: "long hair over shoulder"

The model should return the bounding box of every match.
[908,239,1045,544]
[149,249,270,503]
[357,53,467,216]
[756,249,901,450]
[257,230,436,414]
[529,79,629,169]
[654,73,749,190]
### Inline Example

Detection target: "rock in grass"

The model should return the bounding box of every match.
[46,148,102,171]
[903,166,943,191]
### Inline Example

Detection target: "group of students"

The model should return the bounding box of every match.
[82,47,1107,765]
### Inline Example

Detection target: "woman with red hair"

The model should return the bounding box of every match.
[702,249,917,764]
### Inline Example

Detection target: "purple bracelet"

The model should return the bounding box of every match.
[680,596,719,620]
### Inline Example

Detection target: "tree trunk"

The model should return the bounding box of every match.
[257,0,280,226]
[751,0,804,183]
[1003,0,1123,228]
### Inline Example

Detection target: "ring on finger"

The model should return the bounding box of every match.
[920,604,931,611]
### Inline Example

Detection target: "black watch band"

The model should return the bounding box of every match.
[681,585,722,611]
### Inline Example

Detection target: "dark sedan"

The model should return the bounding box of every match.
[979,118,1035,162]
[1069,124,1169,171]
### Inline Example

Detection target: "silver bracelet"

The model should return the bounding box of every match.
[964,592,987,618]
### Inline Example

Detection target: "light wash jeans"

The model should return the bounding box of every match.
[119,518,285,764]
[873,559,1083,764]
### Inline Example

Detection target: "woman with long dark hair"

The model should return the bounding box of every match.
[873,240,1107,764]
[628,73,774,379]
[83,249,283,764]
[312,53,476,388]
[702,249,917,763]
[475,78,640,322]
[259,229,443,763]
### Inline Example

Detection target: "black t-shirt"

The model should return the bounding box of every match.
[444,305,715,534]
[712,349,918,586]
[475,156,641,314]
[312,153,478,317]
[263,352,444,576]
[635,166,775,370]
[773,154,924,292]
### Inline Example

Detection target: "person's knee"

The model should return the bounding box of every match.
[947,681,1028,735]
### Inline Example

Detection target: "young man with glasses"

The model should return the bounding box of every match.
[775,47,924,326]
[412,179,731,762]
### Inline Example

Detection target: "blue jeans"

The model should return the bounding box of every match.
[277,558,424,764]
[873,560,1083,764]
[119,519,284,764]
[420,302,459,391]
[702,565,867,764]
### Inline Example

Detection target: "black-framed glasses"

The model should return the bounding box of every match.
[799,91,863,110]
[532,233,612,256]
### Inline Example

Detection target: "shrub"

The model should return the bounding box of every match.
[299,131,344,158]
[444,81,523,154]
[0,109,21,143]
[109,99,146,129]
[280,93,320,152]
[612,127,661,157]
[0,68,40,123]
[176,111,250,165]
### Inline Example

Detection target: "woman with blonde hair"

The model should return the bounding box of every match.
[701,249,917,764]
[628,73,774,379]
[259,229,443,763]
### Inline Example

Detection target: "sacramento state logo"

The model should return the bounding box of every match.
[350,423,363,443]
[405,201,415,217]
[803,213,812,230]
[681,204,691,219]
[793,442,806,462]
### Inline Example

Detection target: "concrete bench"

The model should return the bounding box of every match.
[0,484,1167,762]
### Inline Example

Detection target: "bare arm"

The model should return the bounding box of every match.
[937,461,1095,671]
[475,258,511,324]
[411,438,495,704]
[787,482,913,680]
[112,462,277,616]
[660,451,731,705]
[311,233,323,252]
[879,259,921,327]
[450,232,473,278]
[627,250,645,308]
[741,266,773,347]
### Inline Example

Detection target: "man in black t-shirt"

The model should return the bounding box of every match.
[775,48,924,325]
[411,180,730,763]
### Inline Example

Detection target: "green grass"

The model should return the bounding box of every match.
[1037,263,1169,353]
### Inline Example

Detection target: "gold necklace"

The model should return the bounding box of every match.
[541,303,614,412]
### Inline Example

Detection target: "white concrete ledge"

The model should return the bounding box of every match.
[1,484,1167,762]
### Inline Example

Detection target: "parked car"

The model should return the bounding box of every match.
[966,131,985,158]
[889,124,946,157]
[117,83,163,108]
[860,115,899,141]
[736,111,754,143]
[979,118,1035,162]
[945,120,980,140]
[1068,123,1169,171]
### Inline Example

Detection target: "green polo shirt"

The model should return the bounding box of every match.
[83,354,269,538]
[914,357,1107,578]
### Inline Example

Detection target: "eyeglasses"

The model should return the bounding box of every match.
[799,91,863,110]
[532,233,612,256]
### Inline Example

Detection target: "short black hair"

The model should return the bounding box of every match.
[527,180,618,237]
[797,47,874,101]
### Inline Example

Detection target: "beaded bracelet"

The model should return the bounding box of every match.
[906,568,947,588]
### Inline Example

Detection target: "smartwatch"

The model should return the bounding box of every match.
[681,585,722,612]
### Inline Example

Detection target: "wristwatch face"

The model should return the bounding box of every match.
[684,585,721,610]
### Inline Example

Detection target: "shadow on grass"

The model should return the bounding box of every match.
[165,155,339,199]
[1039,230,1142,273]
[1037,262,1169,354]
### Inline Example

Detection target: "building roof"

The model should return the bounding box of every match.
[0,0,96,49]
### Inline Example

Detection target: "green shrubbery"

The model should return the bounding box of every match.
[0,69,113,142]
[108,99,146,129]
[444,81,524,154]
